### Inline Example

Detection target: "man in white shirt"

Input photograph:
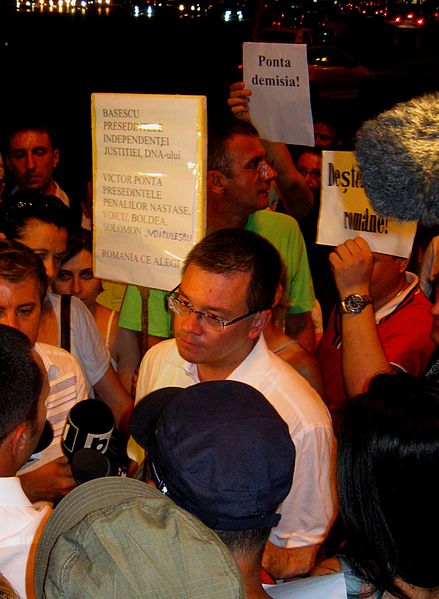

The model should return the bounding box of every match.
[130,229,336,580]
[0,324,52,598]
[0,239,88,503]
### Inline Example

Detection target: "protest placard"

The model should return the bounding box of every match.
[243,42,314,146]
[317,151,417,258]
[91,93,206,291]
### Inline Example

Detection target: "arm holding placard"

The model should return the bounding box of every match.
[330,237,395,398]
[228,82,313,221]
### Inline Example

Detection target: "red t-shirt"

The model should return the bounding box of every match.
[317,285,435,432]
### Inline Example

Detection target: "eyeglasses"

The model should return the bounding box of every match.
[245,159,276,179]
[167,286,263,333]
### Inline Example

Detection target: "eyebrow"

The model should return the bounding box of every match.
[178,287,231,318]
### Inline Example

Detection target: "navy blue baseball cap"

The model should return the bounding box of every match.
[130,380,295,531]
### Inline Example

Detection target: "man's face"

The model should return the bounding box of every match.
[7,130,59,193]
[0,276,42,345]
[18,219,68,286]
[370,252,407,303]
[296,152,322,193]
[173,264,257,374]
[222,134,277,216]
[314,122,337,149]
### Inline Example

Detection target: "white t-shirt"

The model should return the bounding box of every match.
[0,477,52,598]
[20,342,88,472]
[131,336,337,549]
[47,292,110,389]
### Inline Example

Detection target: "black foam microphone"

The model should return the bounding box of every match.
[355,92,439,225]
[71,448,112,484]
[62,399,114,462]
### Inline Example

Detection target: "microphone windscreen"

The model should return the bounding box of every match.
[71,448,112,485]
[62,399,114,461]
[355,92,439,225]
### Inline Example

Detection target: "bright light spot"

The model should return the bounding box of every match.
[178,3,184,10]
[224,9,231,21]
[190,4,195,10]
[147,6,152,16]
[138,123,163,132]
[237,9,242,19]
[133,5,139,15]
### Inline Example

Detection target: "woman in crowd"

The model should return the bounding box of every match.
[314,372,439,599]
[52,228,140,395]
[0,191,132,431]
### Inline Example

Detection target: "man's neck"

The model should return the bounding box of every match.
[234,554,270,599]
[206,194,250,233]
[374,274,410,312]
[196,338,258,382]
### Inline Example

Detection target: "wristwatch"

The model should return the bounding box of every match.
[340,293,372,314]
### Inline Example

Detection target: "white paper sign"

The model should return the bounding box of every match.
[243,42,314,146]
[317,151,417,258]
[264,572,347,599]
[92,93,206,291]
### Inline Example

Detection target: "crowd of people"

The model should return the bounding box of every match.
[0,87,438,599]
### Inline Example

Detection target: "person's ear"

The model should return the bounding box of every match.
[207,170,226,193]
[273,283,284,308]
[9,422,31,458]
[52,148,60,170]
[399,257,409,273]
[248,309,272,339]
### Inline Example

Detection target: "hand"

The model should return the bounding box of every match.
[19,456,77,503]
[329,237,374,298]
[227,81,252,121]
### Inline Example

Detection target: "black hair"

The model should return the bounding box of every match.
[338,373,439,597]
[208,118,260,173]
[0,325,43,444]
[4,120,58,153]
[0,190,70,240]
[214,528,271,561]
[61,227,92,265]
[183,228,282,312]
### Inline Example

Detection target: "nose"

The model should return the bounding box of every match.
[180,310,203,335]
[71,275,82,296]
[5,312,18,329]
[44,257,57,284]
[25,152,36,171]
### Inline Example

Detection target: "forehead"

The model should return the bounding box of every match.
[9,130,52,150]
[0,275,41,301]
[297,152,321,169]
[227,134,265,164]
[181,263,251,311]
[61,249,93,270]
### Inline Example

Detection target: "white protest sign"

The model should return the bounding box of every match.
[92,93,206,291]
[317,151,417,258]
[243,42,314,146]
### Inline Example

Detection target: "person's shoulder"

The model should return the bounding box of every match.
[142,338,178,363]
[249,209,300,230]
[35,341,84,371]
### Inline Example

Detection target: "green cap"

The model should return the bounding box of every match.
[34,477,245,599]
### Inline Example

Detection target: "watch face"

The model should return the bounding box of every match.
[346,295,364,311]
[342,294,371,314]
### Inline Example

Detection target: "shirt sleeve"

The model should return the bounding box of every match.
[70,297,111,387]
[269,426,337,548]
